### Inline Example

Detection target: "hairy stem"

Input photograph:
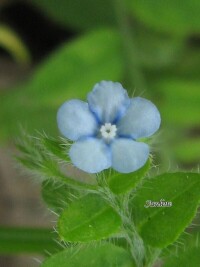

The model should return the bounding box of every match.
[97,176,145,267]
[122,211,145,267]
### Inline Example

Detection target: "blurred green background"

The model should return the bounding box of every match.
[1,0,200,167]
[1,0,200,168]
[0,0,200,266]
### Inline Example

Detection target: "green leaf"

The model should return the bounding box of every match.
[58,194,122,242]
[131,172,200,248]
[32,0,116,30]
[109,158,151,194]
[127,0,200,35]
[42,179,80,213]
[0,227,59,254]
[163,247,200,267]
[41,243,134,267]
[0,28,122,142]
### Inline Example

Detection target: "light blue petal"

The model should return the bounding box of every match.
[87,81,130,123]
[69,138,111,173]
[117,97,161,139]
[57,100,98,141]
[111,138,149,173]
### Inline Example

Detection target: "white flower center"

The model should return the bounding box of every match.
[100,123,117,140]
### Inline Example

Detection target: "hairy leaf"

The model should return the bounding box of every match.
[58,194,122,242]
[16,134,97,190]
[131,172,200,248]
[42,179,80,213]
[41,243,134,267]
[42,136,70,161]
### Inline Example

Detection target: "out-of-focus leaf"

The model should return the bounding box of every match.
[127,0,200,35]
[161,231,200,260]
[0,28,122,142]
[152,78,200,165]
[0,227,59,254]
[41,243,134,267]
[156,79,200,128]
[0,24,30,64]
[31,0,116,30]
[135,31,184,69]
[58,194,122,242]
[109,158,151,194]
[173,138,200,164]
[163,247,200,267]
[169,45,200,78]
[131,172,200,248]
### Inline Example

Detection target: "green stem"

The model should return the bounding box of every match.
[112,0,146,92]
[0,227,60,255]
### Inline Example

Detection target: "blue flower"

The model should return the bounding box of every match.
[57,81,161,174]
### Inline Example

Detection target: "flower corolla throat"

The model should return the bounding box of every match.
[100,123,117,141]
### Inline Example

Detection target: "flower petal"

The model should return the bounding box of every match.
[87,81,130,123]
[69,138,111,173]
[117,97,161,139]
[57,100,98,141]
[111,138,149,173]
